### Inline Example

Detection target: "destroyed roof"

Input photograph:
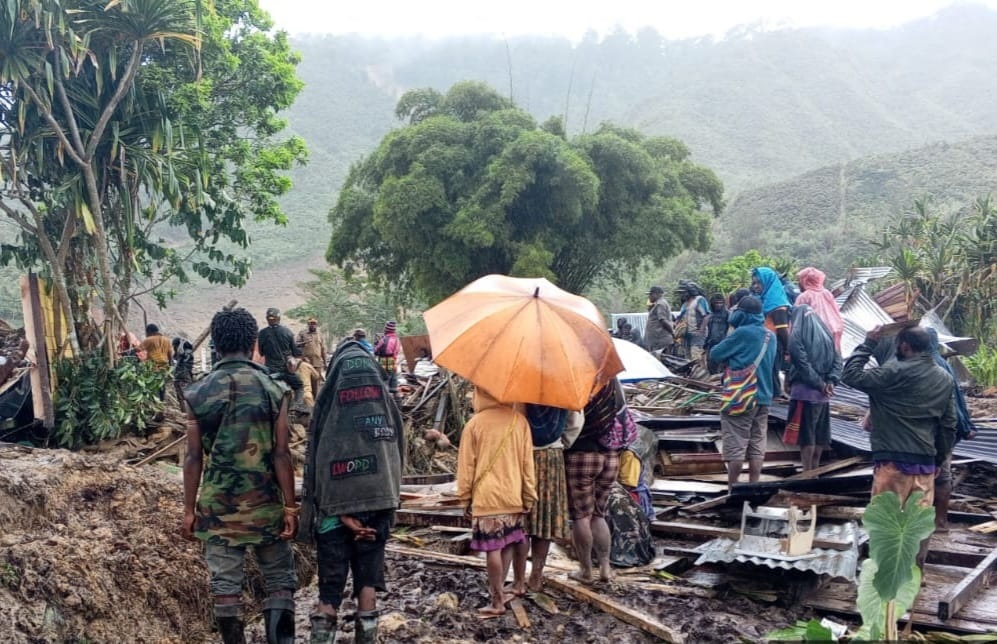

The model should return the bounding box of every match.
[828,266,894,293]
[693,521,864,580]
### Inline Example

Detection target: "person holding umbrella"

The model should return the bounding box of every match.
[456,388,537,618]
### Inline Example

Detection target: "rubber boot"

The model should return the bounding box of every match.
[263,596,295,644]
[214,604,246,644]
[354,610,379,644]
[310,613,337,644]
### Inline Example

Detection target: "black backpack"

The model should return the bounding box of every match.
[526,405,568,447]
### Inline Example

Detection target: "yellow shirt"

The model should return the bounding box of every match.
[140,335,172,367]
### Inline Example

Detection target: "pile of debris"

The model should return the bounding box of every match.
[397,368,470,475]
[0,445,315,644]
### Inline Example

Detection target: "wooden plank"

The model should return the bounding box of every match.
[768,490,868,508]
[650,480,729,495]
[651,521,739,540]
[509,598,531,628]
[395,509,469,529]
[546,576,685,643]
[682,494,733,514]
[783,456,865,481]
[401,473,455,486]
[938,549,997,621]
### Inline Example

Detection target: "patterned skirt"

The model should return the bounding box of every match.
[470,514,525,552]
[524,448,570,541]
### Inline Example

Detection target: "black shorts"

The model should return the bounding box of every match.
[797,401,831,447]
[316,509,394,607]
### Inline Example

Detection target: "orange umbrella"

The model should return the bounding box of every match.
[423,274,623,409]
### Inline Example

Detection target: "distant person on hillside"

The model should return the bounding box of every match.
[795,267,844,351]
[353,328,374,354]
[622,322,644,349]
[644,286,674,355]
[258,308,307,412]
[140,324,173,369]
[707,296,777,489]
[612,317,627,338]
[373,321,401,402]
[296,317,326,397]
[181,308,298,644]
[751,267,792,397]
[704,294,730,375]
[140,324,172,400]
[172,336,195,410]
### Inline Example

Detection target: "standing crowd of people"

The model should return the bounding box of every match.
[172,262,976,642]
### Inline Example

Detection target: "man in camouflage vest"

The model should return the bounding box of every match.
[181,308,299,644]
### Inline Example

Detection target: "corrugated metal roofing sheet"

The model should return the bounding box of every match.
[694,522,864,580]
[828,266,894,293]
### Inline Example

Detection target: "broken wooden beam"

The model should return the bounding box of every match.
[938,548,997,621]
[546,575,685,643]
[395,508,469,529]
[682,495,733,514]
[783,456,866,481]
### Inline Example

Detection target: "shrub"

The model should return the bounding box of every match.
[52,353,169,449]
[964,344,997,387]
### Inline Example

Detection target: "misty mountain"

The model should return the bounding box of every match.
[716,135,997,275]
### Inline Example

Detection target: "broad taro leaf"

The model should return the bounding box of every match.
[804,619,835,641]
[855,559,885,642]
[862,491,935,599]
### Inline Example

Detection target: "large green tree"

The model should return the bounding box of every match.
[328,81,723,302]
[0,0,304,356]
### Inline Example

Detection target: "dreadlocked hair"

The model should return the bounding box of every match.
[211,308,258,356]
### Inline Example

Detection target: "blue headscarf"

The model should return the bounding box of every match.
[752,266,791,314]
[926,328,975,440]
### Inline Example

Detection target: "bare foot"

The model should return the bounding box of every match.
[526,575,544,593]
[599,566,616,583]
[477,606,506,619]
[503,584,527,597]
[567,571,594,585]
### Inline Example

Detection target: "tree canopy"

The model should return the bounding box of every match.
[0,0,304,354]
[327,81,723,302]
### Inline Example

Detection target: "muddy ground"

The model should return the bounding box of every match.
[242,552,822,644]
[0,446,818,643]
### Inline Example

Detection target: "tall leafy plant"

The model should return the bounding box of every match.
[854,491,935,641]
[52,353,169,449]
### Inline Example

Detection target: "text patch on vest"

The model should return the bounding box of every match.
[353,414,396,441]
[338,385,383,405]
[330,454,378,479]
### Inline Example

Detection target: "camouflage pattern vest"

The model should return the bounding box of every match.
[185,357,289,546]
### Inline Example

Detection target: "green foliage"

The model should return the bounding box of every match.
[854,559,921,641]
[964,344,997,387]
[765,619,835,642]
[287,269,425,341]
[0,0,305,349]
[855,491,935,641]
[328,81,722,303]
[52,354,168,449]
[694,250,781,299]
[872,195,997,342]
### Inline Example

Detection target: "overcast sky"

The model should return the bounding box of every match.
[257,0,997,40]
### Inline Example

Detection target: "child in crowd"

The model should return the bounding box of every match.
[457,388,537,618]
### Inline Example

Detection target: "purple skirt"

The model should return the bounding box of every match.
[470,514,526,552]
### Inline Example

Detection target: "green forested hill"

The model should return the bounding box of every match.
[715,136,997,275]
[259,4,997,268]
[5,6,997,329]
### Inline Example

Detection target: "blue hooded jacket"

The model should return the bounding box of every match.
[752,267,791,314]
[926,328,974,441]
[709,307,778,406]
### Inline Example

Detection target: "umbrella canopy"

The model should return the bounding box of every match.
[423,275,623,409]
[612,338,674,382]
